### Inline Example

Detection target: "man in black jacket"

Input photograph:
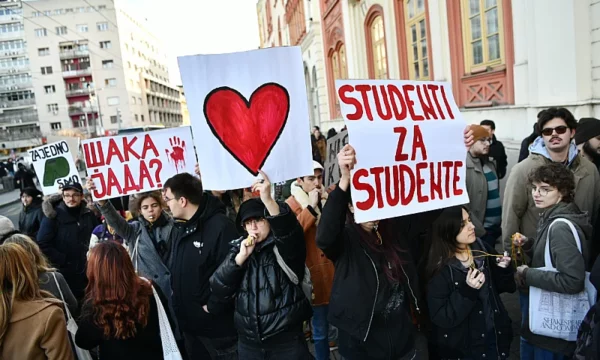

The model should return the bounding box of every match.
[210,171,313,359]
[163,173,239,359]
[19,187,44,238]
[480,120,508,179]
[37,182,100,300]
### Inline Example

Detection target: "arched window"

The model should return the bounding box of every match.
[365,6,388,79]
[404,0,429,80]
[329,42,347,106]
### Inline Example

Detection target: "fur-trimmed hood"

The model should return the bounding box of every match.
[42,194,89,219]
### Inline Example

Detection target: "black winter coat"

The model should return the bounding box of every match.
[316,185,440,358]
[489,135,508,179]
[169,193,239,338]
[19,199,44,237]
[37,195,100,299]
[427,240,516,360]
[210,203,312,344]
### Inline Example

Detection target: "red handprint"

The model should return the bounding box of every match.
[165,136,186,173]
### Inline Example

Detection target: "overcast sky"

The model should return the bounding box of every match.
[123,0,261,85]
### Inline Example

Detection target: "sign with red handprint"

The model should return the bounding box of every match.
[178,47,314,190]
[81,127,196,201]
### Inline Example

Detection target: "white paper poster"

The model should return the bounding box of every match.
[336,80,469,223]
[324,130,349,188]
[178,47,314,190]
[28,140,80,195]
[81,127,196,201]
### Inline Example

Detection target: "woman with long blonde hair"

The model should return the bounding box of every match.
[0,243,74,360]
[3,233,78,317]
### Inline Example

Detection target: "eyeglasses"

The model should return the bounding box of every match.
[62,193,81,199]
[163,196,175,203]
[530,186,555,196]
[244,218,265,227]
[541,126,568,136]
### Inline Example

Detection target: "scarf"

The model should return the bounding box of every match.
[290,181,324,224]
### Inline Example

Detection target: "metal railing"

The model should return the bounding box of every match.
[0,81,32,91]
[0,111,38,124]
[59,49,90,59]
[0,30,23,39]
[0,131,41,141]
[0,48,26,57]
[0,65,28,74]
[0,98,36,108]
[62,68,91,77]
[65,88,88,97]
[68,106,95,116]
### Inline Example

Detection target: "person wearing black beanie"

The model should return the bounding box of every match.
[575,117,600,172]
[19,187,44,238]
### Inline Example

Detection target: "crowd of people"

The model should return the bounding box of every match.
[0,108,600,360]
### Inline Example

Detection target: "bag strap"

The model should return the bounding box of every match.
[51,272,74,321]
[131,233,141,273]
[273,245,299,285]
[544,218,583,269]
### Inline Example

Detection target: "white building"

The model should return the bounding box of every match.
[24,0,183,137]
[0,0,40,155]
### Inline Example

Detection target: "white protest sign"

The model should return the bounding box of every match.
[336,80,469,223]
[178,47,313,190]
[324,130,349,188]
[82,127,196,201]
[29,141,80,195]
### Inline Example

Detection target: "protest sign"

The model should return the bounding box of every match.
[324,130,349,188]
[336,80,469,223]
[29,141,80,195]
[82,127,196,201]
[178,46,313,190]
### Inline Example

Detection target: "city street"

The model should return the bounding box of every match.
[2,200,21,230]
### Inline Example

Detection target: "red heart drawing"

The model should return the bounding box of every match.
[203,83,290,176]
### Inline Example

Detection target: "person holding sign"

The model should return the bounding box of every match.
[425,206,514,359]
[210,171,313,359]
[316,144,441,360]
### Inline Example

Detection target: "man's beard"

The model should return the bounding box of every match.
[583,141,600,164]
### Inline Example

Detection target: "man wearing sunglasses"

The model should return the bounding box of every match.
[502,107,600,261]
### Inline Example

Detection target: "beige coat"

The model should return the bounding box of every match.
[465,152,498,238]
[1,299,74,360]
[501,151,600,253]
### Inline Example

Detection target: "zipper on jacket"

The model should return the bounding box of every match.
[400,265,420,314]
[362,248,379,342]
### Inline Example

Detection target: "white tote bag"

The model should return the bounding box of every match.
[528,218,597,341]
[152,286,183,360]
[51,273,93,360]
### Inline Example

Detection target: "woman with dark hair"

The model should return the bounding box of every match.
[75,241,172,359]
[426,205,515,359]
[86,179,180,341]
[513,162,592,358]
[316,144,437,360]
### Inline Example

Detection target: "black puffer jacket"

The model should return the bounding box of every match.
[210,203,312,344]
[19,198,44,237]
[169,193,239,338]
[427,239,515,360]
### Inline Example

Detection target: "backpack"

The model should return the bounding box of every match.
[574,302,600,360]
[273,245,313,304]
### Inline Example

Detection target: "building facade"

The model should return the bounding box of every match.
[24,0,183,138]
[0,0,40,155]
[258,0,600,145]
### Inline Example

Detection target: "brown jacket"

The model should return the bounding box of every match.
[1,299,74,360]
[286,195,335,306]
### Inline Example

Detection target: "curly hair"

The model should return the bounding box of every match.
[129,191,166,216]
[528,163,575,203]
[85,241,152,340]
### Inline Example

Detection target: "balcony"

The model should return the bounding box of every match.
[0,81,32,92]
[0,30,23,40]
[0,65,28,75]
[68,106,95,116]
[0,48,26,58]
[59,49,90,60]
[0,98,36,109]
[65,88,89,97]
[0,130,42,141]
[62,68,92,78]
[0,110,38,125]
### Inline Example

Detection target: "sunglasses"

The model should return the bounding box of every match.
[541,126,568,137]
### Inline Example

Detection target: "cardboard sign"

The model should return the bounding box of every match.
[29,141,80,195]
[336,80,469,223]
[82,127,196,201]
[324,130,349,188]
[178,47,314,190]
